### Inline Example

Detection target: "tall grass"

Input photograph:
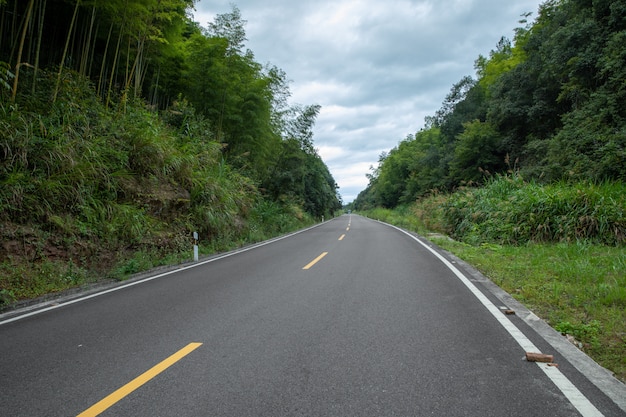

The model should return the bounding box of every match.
[248,199,313,240]
[0,70,318,306]
[362,206,425,233]
[442,175,626,245]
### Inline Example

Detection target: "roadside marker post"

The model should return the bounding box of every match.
[193,231,199,262]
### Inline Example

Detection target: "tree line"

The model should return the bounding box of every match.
[0,0,341,221]
[353,0,625,210]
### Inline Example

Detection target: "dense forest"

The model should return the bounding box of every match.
[0,0,341,303]
[353,0,626,210]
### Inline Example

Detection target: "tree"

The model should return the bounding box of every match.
[10,0,34,102]
[475,35,527,97]
[485,0,626,181]
[205,4,247,56]
[52,0,80,103]
[184,8,286,181]
[31,0,47,94]
[0,0,342,222]
[263,103,340,216]
[449,120,505,184]
[284,104,321,153]
[302,152,341,217]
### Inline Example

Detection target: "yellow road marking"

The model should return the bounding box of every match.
[346,227,350,231]
[338,234,345,241]
[77,342,203,417]
[302,252,328,270]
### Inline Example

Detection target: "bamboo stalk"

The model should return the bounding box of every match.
[11,0,34,103]
[32,0,47,94]
[52,0,81,103]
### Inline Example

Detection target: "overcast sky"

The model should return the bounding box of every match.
[191,0,544,203]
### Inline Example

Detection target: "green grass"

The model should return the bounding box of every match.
[0,258,91,303]
[362,205,427,233]
[441,176,626,245]
[430,239,626,382]
[108,248,194,280]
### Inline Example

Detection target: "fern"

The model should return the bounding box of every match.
[0,61,14,91]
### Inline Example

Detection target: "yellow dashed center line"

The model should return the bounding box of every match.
[78,342,203,417]
[302,252,328,270]
[338,234,345,241]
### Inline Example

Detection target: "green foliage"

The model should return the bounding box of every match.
[487,0,626,180]
[354,128,448,210]
[247,199,314,241]
[0,0,342,304]
[183,23,281,180]
[374,143,412,207]
[0,288,16,306]
[0,258,90,302]
[441,176,626,245]
[265,104,341,217]
[205,5,248,56]
[449,120,505,184]
[1,0,340,222]
[110,248,190,281]
[437,238,626,383]
[555,321,601,349]
[359,205,424,232]
[0,60,336,300]
[434,76,487,141]
[475,35,527,96]
[301,152,342,217]
[0,61,13,92]
[357,0,626,213]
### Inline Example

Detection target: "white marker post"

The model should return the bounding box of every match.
[193,231,199,262]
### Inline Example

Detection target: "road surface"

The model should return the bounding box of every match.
[1,214,624,416]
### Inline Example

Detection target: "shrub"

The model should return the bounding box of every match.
[441,176,625,245]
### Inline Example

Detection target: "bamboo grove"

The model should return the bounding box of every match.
[0,0,341,297]
[0,0,342,216]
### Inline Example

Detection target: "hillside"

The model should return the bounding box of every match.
[353,0,626,209]
[0,1,341,307]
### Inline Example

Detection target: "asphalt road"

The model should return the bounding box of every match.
[1,214,625,416]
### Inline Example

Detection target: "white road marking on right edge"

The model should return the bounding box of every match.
[386,223,604,417]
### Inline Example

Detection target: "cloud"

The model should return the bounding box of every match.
[192,0,543,203]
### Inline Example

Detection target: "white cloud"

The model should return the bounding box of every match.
[327,161,376,203]
[317,145,348,163]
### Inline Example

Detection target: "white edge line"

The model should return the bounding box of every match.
[0,221,329,326]
[383,221,604,417]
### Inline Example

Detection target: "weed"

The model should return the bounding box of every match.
[0,289,16,306]
[0,258,90,301]
[555,320,601,349]
[440,176,625,245]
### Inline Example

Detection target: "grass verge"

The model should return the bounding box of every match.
[430,238,626,383]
